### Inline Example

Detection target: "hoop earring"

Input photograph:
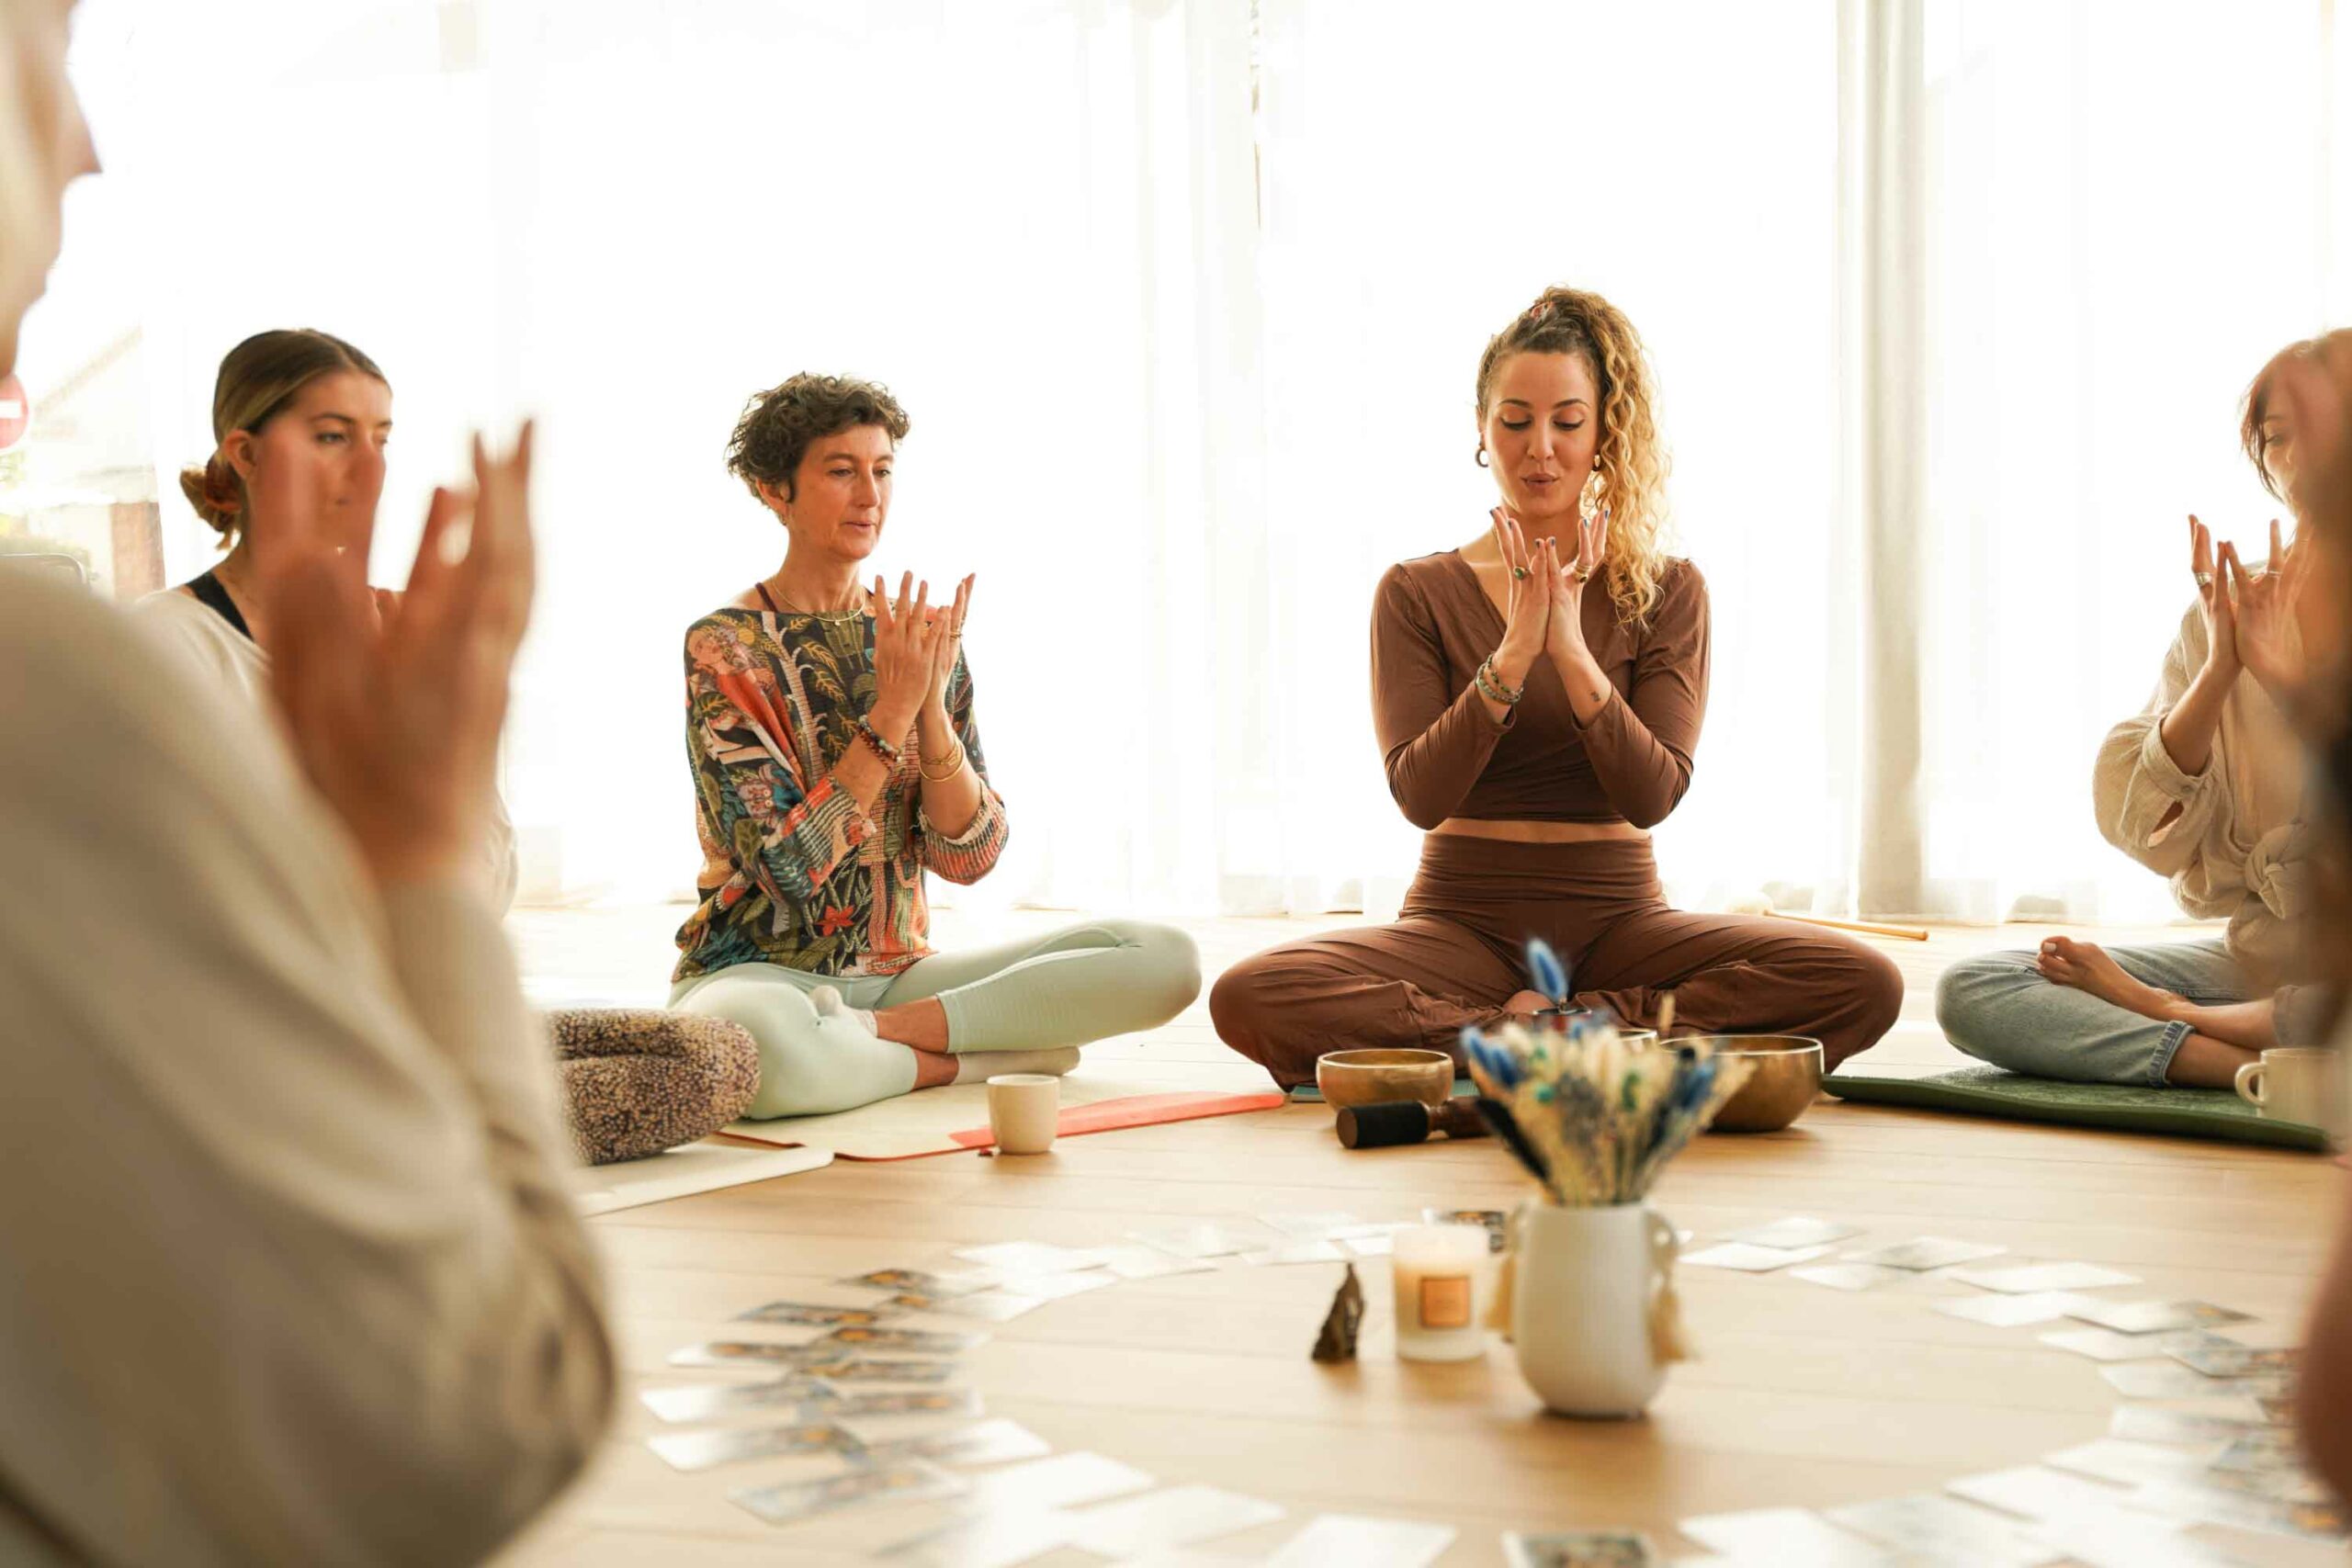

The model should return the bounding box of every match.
[1475,446,1490,468]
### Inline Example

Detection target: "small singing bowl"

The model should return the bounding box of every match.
[1316,1048,1454,1111]
[1693,1035,1825,1134]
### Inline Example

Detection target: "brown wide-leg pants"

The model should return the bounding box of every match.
[1210,834,1904,1088]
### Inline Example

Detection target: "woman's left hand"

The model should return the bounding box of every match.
[2228,521,2312,704]
[922,573,974,716]
[1544,504,1609,669]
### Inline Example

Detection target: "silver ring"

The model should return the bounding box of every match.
[2194,570,2214,588]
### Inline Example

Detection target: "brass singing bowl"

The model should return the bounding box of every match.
[1692,1035,1826,1134]
[1316,1048,1454,1111]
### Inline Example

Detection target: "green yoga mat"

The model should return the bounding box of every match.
[1824,1066,2331,1152]
[1287,1077,1476,1103]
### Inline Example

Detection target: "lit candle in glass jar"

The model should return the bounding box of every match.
[1390,1224,1492,1361]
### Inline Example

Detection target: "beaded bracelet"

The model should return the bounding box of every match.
[853,715,904,765]
[1476,655,1526,706]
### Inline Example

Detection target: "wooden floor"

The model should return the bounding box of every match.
[496,908,2346,1566]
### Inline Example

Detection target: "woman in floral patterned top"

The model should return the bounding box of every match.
[669,374,1200,1119]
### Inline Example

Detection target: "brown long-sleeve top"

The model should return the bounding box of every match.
[1371,551,1710,830]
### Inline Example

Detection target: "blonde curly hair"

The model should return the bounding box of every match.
[1475,285,1672,626]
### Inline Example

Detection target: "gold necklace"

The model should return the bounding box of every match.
[767,575,869,615]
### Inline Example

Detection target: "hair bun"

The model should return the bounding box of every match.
[177,453,243,538]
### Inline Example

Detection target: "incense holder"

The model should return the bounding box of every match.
[1510,1200,1682,1418]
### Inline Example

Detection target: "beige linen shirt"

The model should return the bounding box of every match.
[2094,601,2308,982]
[0,570,611,1565]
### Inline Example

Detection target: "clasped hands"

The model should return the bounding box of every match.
[1489,503,1609,693]
[2188,514,2311,704]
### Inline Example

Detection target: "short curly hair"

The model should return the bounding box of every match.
[726,373,910,504]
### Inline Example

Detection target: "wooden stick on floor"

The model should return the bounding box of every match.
[1772,910,1930,942]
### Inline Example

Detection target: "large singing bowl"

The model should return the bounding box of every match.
[1694,1036,1825,1134]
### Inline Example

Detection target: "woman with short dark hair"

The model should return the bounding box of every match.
[669,372,1201,1118]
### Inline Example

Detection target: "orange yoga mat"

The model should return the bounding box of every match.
[725,1086,1285,1162]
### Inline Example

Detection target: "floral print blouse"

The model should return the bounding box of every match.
[673,604,1007,982]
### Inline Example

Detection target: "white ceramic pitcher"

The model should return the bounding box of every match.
[1510,1200,1684,1418]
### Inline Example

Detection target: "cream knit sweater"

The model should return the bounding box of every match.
[2094,600,2309,982]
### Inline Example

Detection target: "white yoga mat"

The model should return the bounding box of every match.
[570,1136,832,1216]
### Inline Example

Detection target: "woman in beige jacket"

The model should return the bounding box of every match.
[1937,335,2343,1089]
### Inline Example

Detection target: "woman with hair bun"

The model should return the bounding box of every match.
[1210,285,1904,1086]
[137,328,761,1165]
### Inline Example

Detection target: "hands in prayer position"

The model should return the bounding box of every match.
[867,570,956,740]
[265,425,536,888]
[1481,503,1613,724]
[2224,519,2313,707]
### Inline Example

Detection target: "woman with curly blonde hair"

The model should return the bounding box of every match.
[1212,285,1903,1085]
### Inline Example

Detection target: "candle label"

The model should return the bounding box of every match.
[1419,1273,1472,1329]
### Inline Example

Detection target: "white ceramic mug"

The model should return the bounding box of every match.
[986,1074,1061,1155]
[1510,1200,1680,1417]
[2234,1047,2345,1137]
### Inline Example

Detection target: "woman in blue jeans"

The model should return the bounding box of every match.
[1937,333,2343,1088]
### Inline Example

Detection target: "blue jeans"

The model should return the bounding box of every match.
[1934,939,2249,1088]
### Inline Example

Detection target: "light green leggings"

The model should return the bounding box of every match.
[668,919,1201,1120]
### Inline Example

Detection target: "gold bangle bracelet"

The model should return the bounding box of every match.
[920,745,968,783]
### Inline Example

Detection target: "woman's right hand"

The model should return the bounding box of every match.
[869,572,946,740]
[1490,505,1553,688]
[2190,514,2240,680]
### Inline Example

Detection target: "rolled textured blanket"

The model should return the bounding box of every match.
[547,1009,761,1167]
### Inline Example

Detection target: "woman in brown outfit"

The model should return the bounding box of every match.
[1211,286,1904,1087]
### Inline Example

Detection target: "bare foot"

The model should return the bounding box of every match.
[875,996,950,1053]
[2036,937,2180,1021]
[1503,989,1554,1020]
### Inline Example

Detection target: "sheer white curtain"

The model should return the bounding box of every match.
[23,0,2352,925]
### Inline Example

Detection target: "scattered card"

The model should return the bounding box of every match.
[1265,1513,1456,1567]
[1345,1233,1396,1258]
[738,1300,901,1327]
[2020,1512,2241,1567]
[1722,1216,1863,1250]
[639,1376,833,1423]
[1502,1530,1656,1566]
[998,1269,1119,1302]
[1679,1242,1834,1272]
[807,1388,986,1420]
[668,1339,824,1370]
[2040,1327,2226,1363]
[1842,1236,2007,1271]
[1934,1292,2096,1328]
[953,1241,1112,1277]
[2109,1406,2265,1447]
[1066,1484,1287,1556]
[1945,1464,2154,1524]
[645,1421,859,1473]
[1238,1240,1350,1267]
[922,1291,1051,1322]
[2130,1478,2351,1542]
[2100,1362,2290,1401]
[966,1450,1155,1513]
[2045,1438,2206,1492]
[2211,1431,2305,1474]
[2064,1299,2254,1335]
[1822,1492,2057,1566]
[1677,1506,1901,1564]
[2169,1343,2300,1378]
[791,1357,961,1384]
[1948,1262,2140,1294]
[1259,1211,1371,1240]
[1129,1223,1267,1259]
[880,1507,1077,1568]
[821,1325,986,1355]
[731,1458,966,1525]
[1791,1263,1912,1292]
[843,1267,1003,1298]
[1095,1244,1219,1281]
[859,1417,1053,1468]
[1422,1209,1510,1254]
